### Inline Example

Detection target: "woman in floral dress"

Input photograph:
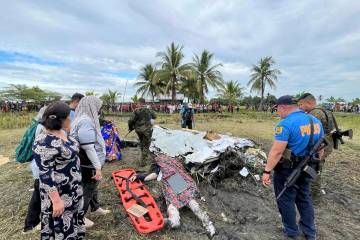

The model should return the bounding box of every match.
[33,102,85,239]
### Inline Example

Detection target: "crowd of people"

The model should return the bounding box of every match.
[3,98,360,115]
[1,101,44,112]
[106,102,238,114]
[17,90,347,240]
[332,102,360,113]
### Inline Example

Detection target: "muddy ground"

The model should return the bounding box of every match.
[104,143,359,240]
[0,113,359,240]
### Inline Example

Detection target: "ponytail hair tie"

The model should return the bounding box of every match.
[49,115,57,119]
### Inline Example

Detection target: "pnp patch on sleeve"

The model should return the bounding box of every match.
[275,126,283,134]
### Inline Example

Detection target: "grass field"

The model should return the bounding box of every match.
[0,111,359,240]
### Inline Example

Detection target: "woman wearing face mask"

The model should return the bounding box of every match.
[33,101,85,239]
[71,96,110,228]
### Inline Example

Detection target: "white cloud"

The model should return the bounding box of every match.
[0,0,359,101]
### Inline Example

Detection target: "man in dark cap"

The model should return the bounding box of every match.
[128,98,157,167]
[298,93,335,200]
[262,95,324,240]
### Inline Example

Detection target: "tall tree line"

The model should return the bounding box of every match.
[135,42,281,109]
[135,42,225,104]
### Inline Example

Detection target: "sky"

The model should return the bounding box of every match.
[0,0,359,101]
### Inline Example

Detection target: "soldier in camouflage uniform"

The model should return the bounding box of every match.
[128,98,156,167]
[298,93,335,200]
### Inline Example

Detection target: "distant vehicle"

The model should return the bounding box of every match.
[321,102,333,111]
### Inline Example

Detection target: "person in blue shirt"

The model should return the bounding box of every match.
[180,103,195,129]
[69,93,84,122]
[262,95,324,240]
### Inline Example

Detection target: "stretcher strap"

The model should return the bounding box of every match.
[118,174,147,208]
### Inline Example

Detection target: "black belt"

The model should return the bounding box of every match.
[277,156,304,169]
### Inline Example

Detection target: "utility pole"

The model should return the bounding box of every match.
[121,78,129,114]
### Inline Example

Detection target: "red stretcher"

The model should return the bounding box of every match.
[112,168,164,234]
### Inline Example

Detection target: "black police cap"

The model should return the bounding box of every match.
[276,95,298,106]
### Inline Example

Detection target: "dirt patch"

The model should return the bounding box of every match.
[0,155,9,166]
[99,146,359,240]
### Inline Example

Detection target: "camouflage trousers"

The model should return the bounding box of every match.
[135,129,153,167]
[311,143,333,201]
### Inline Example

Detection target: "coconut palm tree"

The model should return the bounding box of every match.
[134,64,164,102]
[156,42,193,104]
[85,91,98,96]
[100,93,111,104]
[248,56,281,111]
[352,97,360,105]
[131,95,139,103]
[180,76,199,102]
[107,90,120,104]
[217,80,244,104]
[336,97,345,103]
[326,96,337,103]
[191,50,224,103]
[100,90,120,111]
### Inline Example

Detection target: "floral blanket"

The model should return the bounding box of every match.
[101,122,122,161]
[154,154,198,209]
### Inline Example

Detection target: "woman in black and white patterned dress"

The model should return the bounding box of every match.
[33,102,85,239]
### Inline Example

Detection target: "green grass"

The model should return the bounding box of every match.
[0,111,359,240]
[0,112,36,129]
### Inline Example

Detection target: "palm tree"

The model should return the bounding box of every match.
[217,80,244,104]
[336,97,345,103]
[107,90,120,105]
[191,50,223,103]
[352,97,360,105]
[85,91,97,96]
[180,76,199,102]
[248,56,281,111]
[100,90,120,112]
[156,42,193,104]
[135,64,164,102]
[131,95,139,103]
[326,96,337,103]
[100,93,110,102]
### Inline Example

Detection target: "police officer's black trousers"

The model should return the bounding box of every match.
[274,168,316,239]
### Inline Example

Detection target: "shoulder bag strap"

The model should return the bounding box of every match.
[307,115,315,151]
[313,107,329,124]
